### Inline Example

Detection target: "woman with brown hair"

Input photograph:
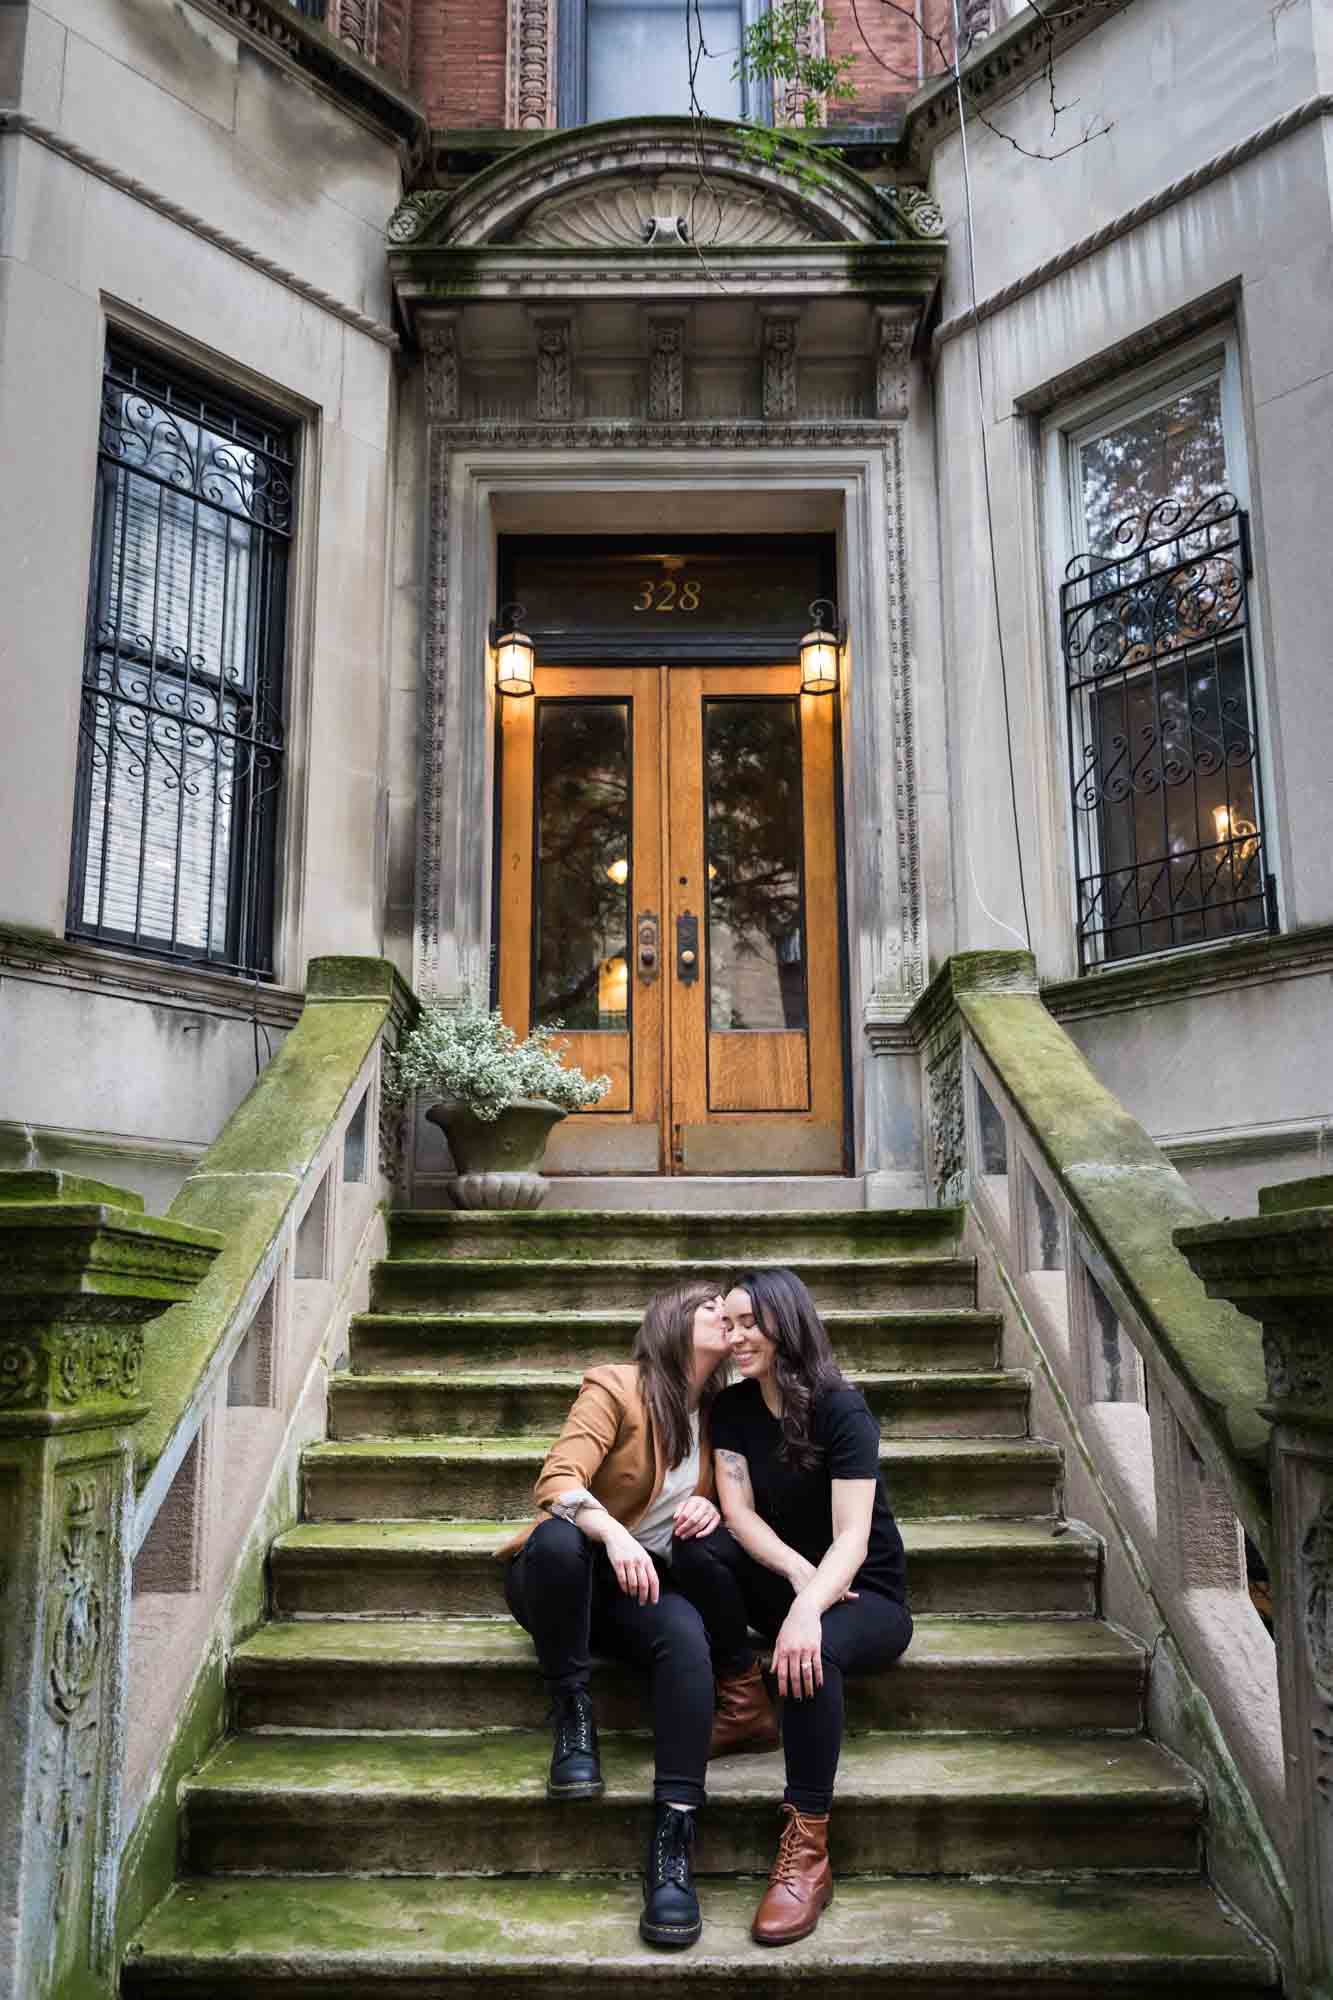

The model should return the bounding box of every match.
[500,1278,732,1950]
[672,1265,912,1947]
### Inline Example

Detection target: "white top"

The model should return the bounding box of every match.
[634,1414,701,1557]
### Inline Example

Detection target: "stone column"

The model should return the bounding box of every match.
[1178,1175,1333,2000]
[0,1171,219,2000]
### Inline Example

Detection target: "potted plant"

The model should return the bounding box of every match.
[388,1002,610,1209]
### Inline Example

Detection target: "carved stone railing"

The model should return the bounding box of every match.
[0,1173,220,2000]
[0,957,415,1996]
[912,951,1290,1962]
[1180,1180,1333,2000]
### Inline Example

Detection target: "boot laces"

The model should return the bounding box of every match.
[551,1693,594,1760]
[771,1810,813,1887]
[652,1809,694,1889]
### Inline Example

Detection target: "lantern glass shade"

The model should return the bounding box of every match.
[800,625,839,696]
[495,623,535,697]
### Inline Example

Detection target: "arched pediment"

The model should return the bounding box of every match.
[387,118,944,253]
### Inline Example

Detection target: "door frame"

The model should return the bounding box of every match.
[411,446,930,1203]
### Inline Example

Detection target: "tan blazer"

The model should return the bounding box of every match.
[498,1362,716,1558]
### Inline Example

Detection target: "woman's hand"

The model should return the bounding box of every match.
[672,1495,720,1541]
[604,1524,659,1605]
[773,1599,824,1700]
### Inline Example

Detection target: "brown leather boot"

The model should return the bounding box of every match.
[751,1804,832,1946]
[709,1663,780,1759]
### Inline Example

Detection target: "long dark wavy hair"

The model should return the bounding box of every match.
[632,1278,731,1470]
[727,1267,846,1471]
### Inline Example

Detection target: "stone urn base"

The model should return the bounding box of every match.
[425,1098,567,1211]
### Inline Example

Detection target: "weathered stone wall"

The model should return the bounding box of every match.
[0,0,406,1199]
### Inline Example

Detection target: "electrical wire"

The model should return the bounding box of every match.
[948,0,1033,952]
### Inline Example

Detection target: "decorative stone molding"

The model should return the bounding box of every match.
[927,1035,965,1204]
[0,115,399,350]
[506,0,556,130]
[387,190,452,245]
[421,315,461,422]
[0,926,302,1028]
[186,0,423,141]
[761,311,800,421]
[934,94,1333,350]
[874,308,915,420]
[1306,1501,1333,1702]
[883,436,923,997]
[645,312,688,423]
[532,315,574,421]
[513,175,822,249]
[886,185,947,240]
[328,0,381,65]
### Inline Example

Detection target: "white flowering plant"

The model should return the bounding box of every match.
[387,1002,611,1122]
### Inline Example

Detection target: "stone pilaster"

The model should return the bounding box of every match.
[0,1172,218,2000]
[420,311,460,423]
[873,306,915,420]
[644,310,688,423]
[760,309,800,421]
[532,313,573,421]
[1178,1177,1333,2000]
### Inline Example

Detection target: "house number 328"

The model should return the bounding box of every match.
[634,580,702,612]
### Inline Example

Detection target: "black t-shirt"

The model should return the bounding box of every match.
[709,1379,906,1603]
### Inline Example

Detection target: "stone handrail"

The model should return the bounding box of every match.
[0,955,414,2000]
[912,951,1287,1959]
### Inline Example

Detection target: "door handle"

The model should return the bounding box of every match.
[636,911,660,982]
[676,911,700,983]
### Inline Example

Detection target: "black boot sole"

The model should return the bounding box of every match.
[639,1913,703,1949]
[547,1775,605,1799]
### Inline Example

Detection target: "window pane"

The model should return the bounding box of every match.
[587,0,743,120]
[533,702,632,1030]
[704,699,807,1031]
[1078,378,1228,555]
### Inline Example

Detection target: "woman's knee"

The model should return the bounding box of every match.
[652,1595,712,1673]
[526,1514,594,1574]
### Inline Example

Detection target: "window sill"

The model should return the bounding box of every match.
[0,927,304,1027]
[1041,923,1333,1023]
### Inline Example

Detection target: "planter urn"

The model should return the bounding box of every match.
[425,1097,567,1209]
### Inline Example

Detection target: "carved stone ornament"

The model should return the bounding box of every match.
[647,316,686,423]
[506,0,555,130]
[1304,1499,1333,1704]
[762,314,799,422]
[928,1037,966,1204]
[514,176,823,251]
[387,191,452,246]
[0,1323,145,1411]
[886,185,947,240]
[422,318,460,423]
[534,318,573,422]
[45,1479,103,1726]
[1263,1323,1333,1409]
[875,308,915,421]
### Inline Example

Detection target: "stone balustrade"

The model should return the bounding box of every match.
[911,951,1290,1963]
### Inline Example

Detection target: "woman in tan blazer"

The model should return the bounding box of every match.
[501,1277,733,1951]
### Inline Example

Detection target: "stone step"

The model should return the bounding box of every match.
[300,1435,1063,1525]
[349,1308,1003,1377]
[229,1616,1145,1734]
[327,1368,1032,1442]
[180,1730,1200,1880]
[370,1257,978,1316]
[387,1207,964,1263]
[123,1875,1278,1999]
[270,1519,1100,1621]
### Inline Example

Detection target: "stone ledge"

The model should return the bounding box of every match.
[1043,924,1333,1024]
[184,0,426,149]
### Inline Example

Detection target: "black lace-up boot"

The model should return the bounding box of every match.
[546,1687,603,1800]
[640,1804,702,1949]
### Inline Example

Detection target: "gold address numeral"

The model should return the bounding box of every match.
[632,579,703,613]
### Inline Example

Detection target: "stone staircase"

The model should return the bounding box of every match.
[122,1208,1278,1996]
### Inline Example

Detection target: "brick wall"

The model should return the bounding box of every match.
[410,0,507,126]
[824,0,957,124]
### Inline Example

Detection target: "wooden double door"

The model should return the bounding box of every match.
[499,664,844,1174]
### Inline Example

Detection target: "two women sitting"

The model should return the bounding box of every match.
[500,1267,912,1950]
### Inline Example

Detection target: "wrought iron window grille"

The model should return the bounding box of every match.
[69,344,294,980]
[1061,491,1277,969]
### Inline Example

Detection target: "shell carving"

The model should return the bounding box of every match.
[512,177,824,250]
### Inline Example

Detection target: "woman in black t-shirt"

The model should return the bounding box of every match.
[672,1266,912,1948]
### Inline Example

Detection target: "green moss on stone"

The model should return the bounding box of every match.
[0,1167,146,1211]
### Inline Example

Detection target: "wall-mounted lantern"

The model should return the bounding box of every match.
[491,602,535,697]
[799,598,845,696]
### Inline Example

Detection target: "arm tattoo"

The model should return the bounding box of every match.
[715,1450,754,1502]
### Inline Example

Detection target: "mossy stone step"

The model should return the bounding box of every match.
[370,1256,978,1316]
[387,1207,964,1263]
[122,1874,1278,1998]
[300,1434,1062,1525]
[181,1728,1200,1880]
[270,1518,1100,1620]
[348,1308,1003,1377]
[229,1616,1145,1735]
[327,1368,1032,1442]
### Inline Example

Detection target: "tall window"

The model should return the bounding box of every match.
[559,0,766,123]
[1058,356,1274,967]
[70,343,294,978]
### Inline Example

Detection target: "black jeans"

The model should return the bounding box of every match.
[671,1524,913,1815]
[504,1515,718,1808]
